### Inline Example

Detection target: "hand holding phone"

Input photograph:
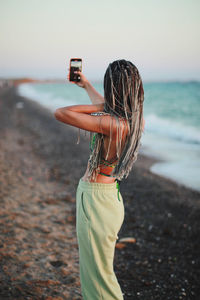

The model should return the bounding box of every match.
[69,58,82,82]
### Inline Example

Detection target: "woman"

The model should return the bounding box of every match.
[54,59,145,300]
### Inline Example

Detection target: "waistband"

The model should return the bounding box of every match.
[78,177,118,191]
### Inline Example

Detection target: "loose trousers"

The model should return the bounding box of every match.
[76,178,125,300]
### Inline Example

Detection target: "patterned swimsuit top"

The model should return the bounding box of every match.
[89,133,118,178]
[89,132,122,201]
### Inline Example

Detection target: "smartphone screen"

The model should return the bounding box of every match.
[69,58,82,82]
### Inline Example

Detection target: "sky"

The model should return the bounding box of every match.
[0,0,200,81]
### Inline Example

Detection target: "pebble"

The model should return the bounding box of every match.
[115,242,126,249]
[118,237,136,243]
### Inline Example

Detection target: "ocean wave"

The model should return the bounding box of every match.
[18,83,200,145]
[18,83,51,102]
[145,114,200,145]
[17,83,75,110]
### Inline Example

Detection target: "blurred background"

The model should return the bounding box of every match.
[1,0,199,80]
[1,0,200,191]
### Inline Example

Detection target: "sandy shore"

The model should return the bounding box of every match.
[0,86,200,299]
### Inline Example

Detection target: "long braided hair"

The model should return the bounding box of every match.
[88,59,144,181]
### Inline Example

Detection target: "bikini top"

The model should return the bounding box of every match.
[89,112,127,178]
[89,133,118,177]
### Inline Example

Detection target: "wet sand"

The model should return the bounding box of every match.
[0,86,199,299]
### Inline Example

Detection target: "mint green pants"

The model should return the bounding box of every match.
[76,178,124,300]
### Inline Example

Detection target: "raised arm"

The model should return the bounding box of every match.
[73,71,105,104]
[56,103,104,115]
[54,103,113,136]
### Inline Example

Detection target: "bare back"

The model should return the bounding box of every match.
[82,118,129,183]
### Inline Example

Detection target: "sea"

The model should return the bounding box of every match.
[17,80,200,192]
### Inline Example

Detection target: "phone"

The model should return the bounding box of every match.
[69,58,82,82]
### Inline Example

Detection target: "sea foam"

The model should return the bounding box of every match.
[145,114,200,145]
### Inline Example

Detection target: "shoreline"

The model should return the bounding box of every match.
[16,81,200,193]
[0,86,200,299]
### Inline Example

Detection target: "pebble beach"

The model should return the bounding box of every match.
[0,86,200,300]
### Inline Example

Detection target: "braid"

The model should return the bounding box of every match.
[87,59,144,181]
